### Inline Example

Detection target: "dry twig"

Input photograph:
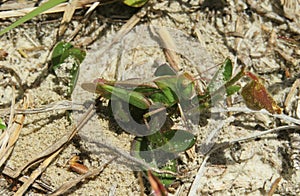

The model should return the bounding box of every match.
[0,0,97,19]
[150,25,180,72]
[14,147,62,195]
[188,125,300,195]
[212,106,300,125]
[66,1,100,42]
[111,3,148,45]
[58,0,79,36]
[2,167,54,193]
[0,88,27,168]
[10,105,94,179]
[267,176,282,196]
[49,156,116,196]
[284,79,300,108]
[12,105,94,194]
[0,100,84,116]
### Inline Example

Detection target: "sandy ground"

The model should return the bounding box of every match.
[0,0,300,195]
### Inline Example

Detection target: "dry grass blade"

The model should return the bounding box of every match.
[0,0,97,19]
[66,1,100,42]
[212,106,300,125]
[187,152,210,196]
[189,125,300,195]
[150,25,180,72]
[80,134,179,177]
[0,100,83,115]
[59,0,79,36]
[284,79,300,108]
[0,87,15,154]
[14,147,62,195]
[49,156,116,196]
[199,116,234,154]
[137,171,145,196]
[111,3,148,45]
[267,176,282,196]
[0,88,27,168]
[229,125,300,143]
[2,166,54,193]
[13,105,94,194]
[11,105,95,178]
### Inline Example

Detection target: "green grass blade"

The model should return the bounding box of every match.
[0,0,67,36]
[123,0,148,7]
[0,118,6,130]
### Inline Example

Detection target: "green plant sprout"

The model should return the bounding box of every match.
[51,41,86,96]
[0,118,6,130]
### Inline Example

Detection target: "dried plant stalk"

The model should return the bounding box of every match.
[14,148,62,195]
[11,105,94,178]
[49,156,116,196]
[0,89,27,168]
[0,0,97,19]
[59,0,79,36]
[0,100,83,116]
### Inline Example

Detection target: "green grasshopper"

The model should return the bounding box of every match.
[81,63,200,111]
[81,58,244,185]
[82,58,242,119]
[81,58,243,146]
[81,62,202,135]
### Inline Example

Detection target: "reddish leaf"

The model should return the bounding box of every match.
[241,72,282,114]
[147,170,168,196]
[69,156,89,174]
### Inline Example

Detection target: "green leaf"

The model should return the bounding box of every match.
[65,48,85,94]
[134,129,196,154]
[149,91,172,106]
[0,118,6,130]
[152,160,177,186]
[222,58,233,81]
[130,136,150,161]
[208,57,233,92]
[69,61,80,95]
[142,130,195,186]
[0,0,67,36]
[51,42,73,69]
[159,129,196,153]
[123,0,148,7]
[65,48,86,65]
[51,42,86,95]
[226,85,240,96]
[132,141,177,186]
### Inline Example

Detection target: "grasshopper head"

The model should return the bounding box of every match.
[81,78,112,98]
